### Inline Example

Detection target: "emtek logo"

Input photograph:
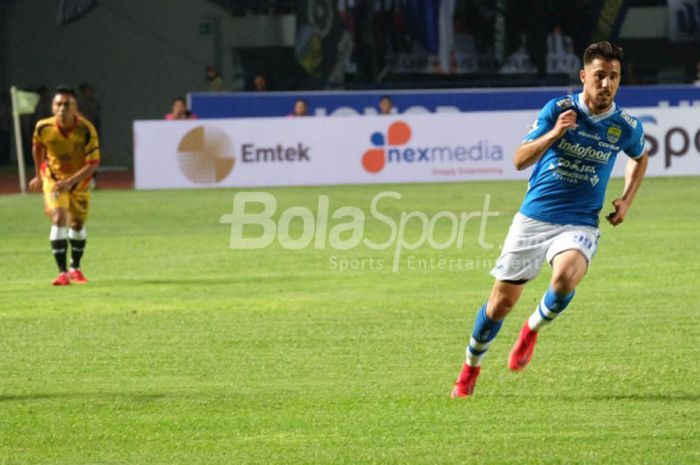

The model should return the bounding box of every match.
[177,126,311,184]
[178,126,235,184]
[362,121,503,173]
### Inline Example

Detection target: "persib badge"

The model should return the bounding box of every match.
[607,126,622,143]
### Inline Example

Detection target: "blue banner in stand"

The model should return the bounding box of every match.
[189,85,700,119]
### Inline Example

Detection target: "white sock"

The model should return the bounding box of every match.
[49,225,68,240]
[68,227,87,240]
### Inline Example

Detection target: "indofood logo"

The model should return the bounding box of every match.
[178,126,235,184]
[557,139,612,163]
[361,121,503,174]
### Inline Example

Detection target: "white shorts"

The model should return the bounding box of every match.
[490,213,601,282]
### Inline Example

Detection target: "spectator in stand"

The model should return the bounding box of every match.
[379,96,395,115]
[291,98,309,117]
[77,83,101,135]
[165,97,197,120]
[253,74,269,91]
[694,60,700,86]
[205,65,226,92]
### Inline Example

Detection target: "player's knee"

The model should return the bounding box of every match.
[70,220,84,231]
[52,209,67,226]
[551,268,579,294]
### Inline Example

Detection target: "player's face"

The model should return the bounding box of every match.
[580,58,621,112]
[52,93,77,121]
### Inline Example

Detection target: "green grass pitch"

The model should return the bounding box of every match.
[1,177,698,464]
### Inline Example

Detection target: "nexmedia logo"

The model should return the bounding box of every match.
[557,139,612,163]
[362,121,503,173]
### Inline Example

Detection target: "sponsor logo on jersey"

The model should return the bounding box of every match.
[598,141,620,150]
[556,98,574,109]
[551,157,600,185]
[557,139,613,163]
[557,158,597,174]
[578,130,601,141]
[620,111,638,129]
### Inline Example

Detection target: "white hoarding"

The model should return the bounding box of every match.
[134,107,700,190]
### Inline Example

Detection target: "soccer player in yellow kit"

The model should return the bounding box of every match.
[28,86,100,285]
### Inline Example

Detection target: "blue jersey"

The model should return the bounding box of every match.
[519,93,646,227]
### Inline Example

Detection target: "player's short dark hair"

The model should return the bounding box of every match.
[380,96,392,102]
[583,42,623,65]
[54,85,76,98]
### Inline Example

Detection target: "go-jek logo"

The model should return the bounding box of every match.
[362,121,412,173]
[361,120,504,173]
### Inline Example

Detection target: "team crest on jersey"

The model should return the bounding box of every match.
[607,126,622,144]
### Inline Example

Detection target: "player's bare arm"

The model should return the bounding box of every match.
[52,161,99,193]
[28,143,46,192]
[513,110,578,170]
[607,151,648,226]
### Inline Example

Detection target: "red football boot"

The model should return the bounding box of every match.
[52,272,71,286]
[68,268,88,284]
[508,321,538,371]
[450,364,481,398]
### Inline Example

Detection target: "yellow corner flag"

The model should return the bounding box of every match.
[12,88,40,115]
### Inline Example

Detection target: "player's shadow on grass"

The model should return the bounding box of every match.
[0,392,167,403]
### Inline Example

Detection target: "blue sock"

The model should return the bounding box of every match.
[466,304,504,367]
[528,286,575,331]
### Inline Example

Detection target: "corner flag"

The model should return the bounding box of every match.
[10,86,41,194]
[13,89,40,115]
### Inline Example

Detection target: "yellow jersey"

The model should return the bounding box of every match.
[33,116,100,180]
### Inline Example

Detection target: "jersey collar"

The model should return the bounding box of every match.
[576,92,617,123]
[55,115,79,137]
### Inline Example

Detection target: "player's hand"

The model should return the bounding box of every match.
[606,198,630,226]
[52,179,73,194]
[552,110,578,138]
[28,176,42,192]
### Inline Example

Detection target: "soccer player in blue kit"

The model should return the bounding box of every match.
[451,42,649,397]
